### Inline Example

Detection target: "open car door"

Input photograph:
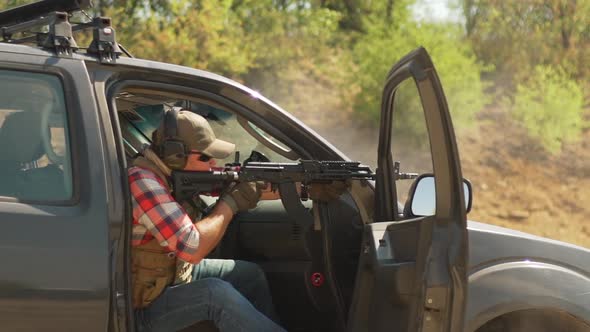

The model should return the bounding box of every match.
[347,47,469,332]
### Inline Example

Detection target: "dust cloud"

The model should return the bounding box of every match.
[285,93,590,248]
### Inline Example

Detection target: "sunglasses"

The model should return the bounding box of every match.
[189,151,212,162]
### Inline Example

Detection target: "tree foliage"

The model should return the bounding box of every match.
[461,0,589,152]
[507,65,585,153]
[101,0,345,114]
[1,0,587,153]
[463,0,590,84]
[352,14,487,135]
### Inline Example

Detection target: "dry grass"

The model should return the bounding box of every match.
[300,103,590,248]
[458,109,590,247]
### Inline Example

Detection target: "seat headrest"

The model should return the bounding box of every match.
[0,111,45,163]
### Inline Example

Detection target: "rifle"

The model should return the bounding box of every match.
[171,159,376,227]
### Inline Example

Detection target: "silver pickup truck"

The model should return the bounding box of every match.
[0,1,589,331]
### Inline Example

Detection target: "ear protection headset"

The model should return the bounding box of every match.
[158,108,189,169]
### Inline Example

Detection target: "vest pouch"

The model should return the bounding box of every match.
[132,241,177,309]
[133,273,171,309]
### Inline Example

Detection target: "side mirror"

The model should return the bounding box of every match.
[405,174,472,217]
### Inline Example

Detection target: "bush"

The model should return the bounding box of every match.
[352,20,487,139]
[508,65,585,153]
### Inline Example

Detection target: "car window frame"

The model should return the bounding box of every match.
[107,80,311,161]
[0,66,80,206]
[236,116,299,160]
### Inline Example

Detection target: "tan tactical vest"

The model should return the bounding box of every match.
[131,156,195,309]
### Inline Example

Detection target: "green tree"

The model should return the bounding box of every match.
[462,0,590,86]
[507,65,586,153]
[352,17,487,138]
[461,0,589,150]
[312,0,398,33]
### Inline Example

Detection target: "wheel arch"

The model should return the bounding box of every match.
[474,308,590,332]
[465,260,590,331]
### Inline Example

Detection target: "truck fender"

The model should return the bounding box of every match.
[465,260,590,331]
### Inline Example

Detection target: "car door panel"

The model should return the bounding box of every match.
[233,200,312,259]
[0,51,110,331]
[230,197,362,332]
[347,47,468,332]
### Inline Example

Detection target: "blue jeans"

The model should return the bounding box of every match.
[192,259,279,323]
[135,259,284,332]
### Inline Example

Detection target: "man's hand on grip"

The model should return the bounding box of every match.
[220,181,265,213]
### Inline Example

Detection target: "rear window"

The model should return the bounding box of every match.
[0,70,73,202]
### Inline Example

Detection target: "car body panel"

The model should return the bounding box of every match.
[466,220,590,330]
[347,48,468,332]
[0,49,111,331]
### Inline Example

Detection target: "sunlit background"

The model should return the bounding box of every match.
[1,0,588,246]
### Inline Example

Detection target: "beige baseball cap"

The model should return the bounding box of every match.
[154,110,235,159]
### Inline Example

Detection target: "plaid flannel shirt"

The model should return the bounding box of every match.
[128,166,200,262]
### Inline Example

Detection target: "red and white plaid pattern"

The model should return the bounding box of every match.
[128,166,200,262]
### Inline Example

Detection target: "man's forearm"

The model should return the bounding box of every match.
[188,201,234,264]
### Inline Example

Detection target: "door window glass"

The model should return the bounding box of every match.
[203,107,293,165]
[245,121,292,153]
[0,70,73,201]
[391,79,435,212]
[115,91,293,165]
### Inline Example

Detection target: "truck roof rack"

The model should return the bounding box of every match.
[0,0,91,27]
[0,0,126,63]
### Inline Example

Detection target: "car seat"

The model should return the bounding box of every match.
[0,110,66,200]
